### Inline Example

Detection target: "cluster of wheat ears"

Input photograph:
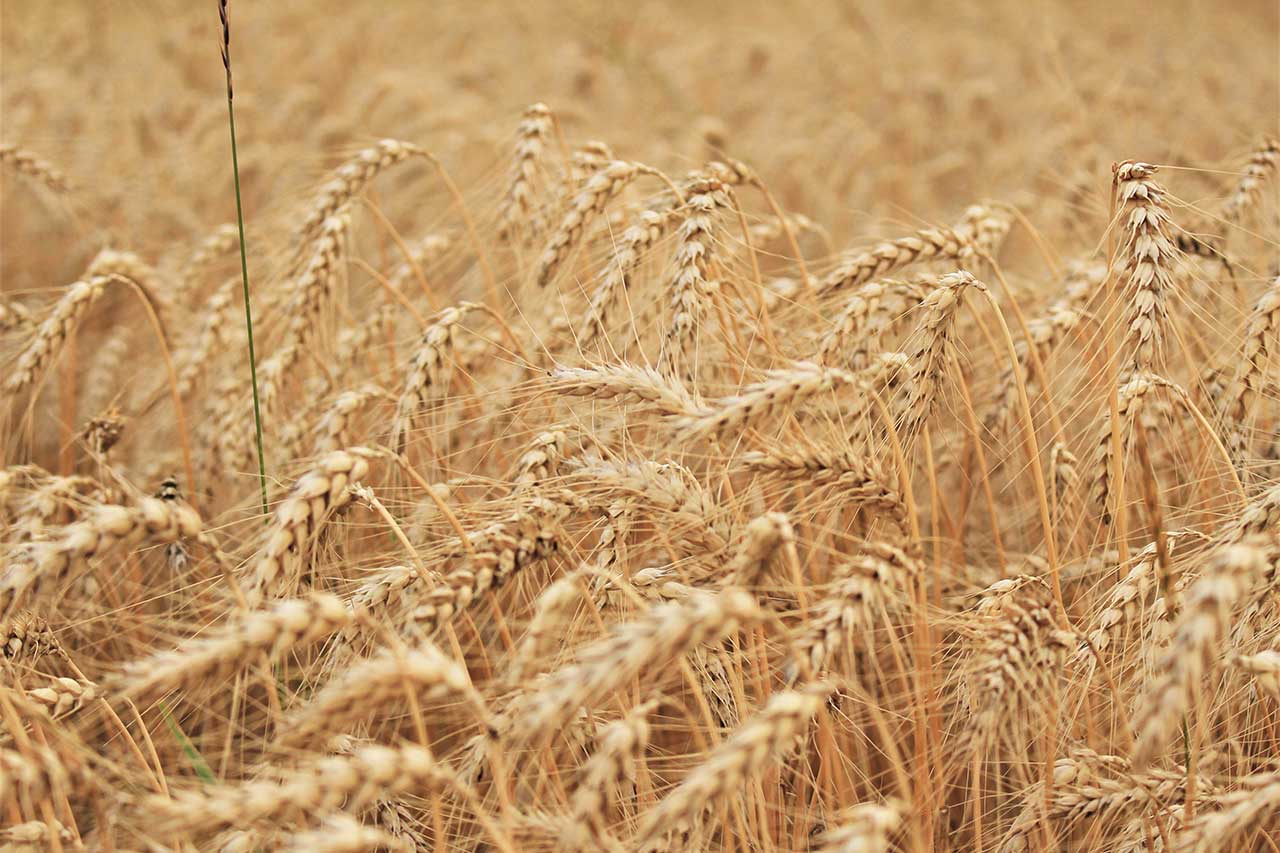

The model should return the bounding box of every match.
[1,5,1280,851]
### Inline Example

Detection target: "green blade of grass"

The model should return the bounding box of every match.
[219,0,268,517]
[160,700,217,784]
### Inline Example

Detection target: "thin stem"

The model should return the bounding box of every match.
[220,0,268,516]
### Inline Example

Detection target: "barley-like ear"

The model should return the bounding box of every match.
[1175,772,1280,853]
[144,742,459,837]
[497,103,555,242]
[277,642,491,747]
[4,277,106,401]
[819,277,928,368]
[113,592,353,701]
[391,302,480,450]
[295,139,429,246]
[548,363,708,417]
[658,178,727,379]
[508,588,762,744]
[0,142,74,194]
[247,447,376,602]
[894,270,984,439]
[816,799,904,853]
[816,215,983,297]
[632,682,834,851]
[1221,137,1280,224]
[674,361,858,441]
[1132,538,1275,770]
[535,160,640,288]
[1221,275,1279,450]
[562,698,660,851]
[2,495,203,615]
[1088,371,1161,525]
[580,208,677,348]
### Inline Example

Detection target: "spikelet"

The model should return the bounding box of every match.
[27,675,99,719]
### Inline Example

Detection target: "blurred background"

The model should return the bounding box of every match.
[3,0,1276,294]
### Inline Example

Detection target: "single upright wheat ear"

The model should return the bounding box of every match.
[391,302,481,448]
[658,178,727,379]
[498,103,555,241]
[1113,160,1179,373]
[894,270,984,439]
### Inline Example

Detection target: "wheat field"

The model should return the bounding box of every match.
[1,1,1279,850]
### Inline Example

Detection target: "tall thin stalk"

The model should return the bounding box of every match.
[218,0,268,515]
